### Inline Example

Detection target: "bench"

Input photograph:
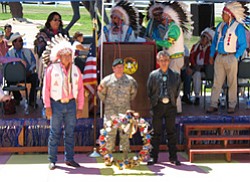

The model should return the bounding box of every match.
[184,123,250,162]
[189,148,250,162]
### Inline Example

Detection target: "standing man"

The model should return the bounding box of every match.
[42,35,84,170]
[97,58,138,165]
[207,2,248,114]
[147,50,181,166]
[99,1,139,43]
[155,2,193,114]
[6,32,39,107]
[145,3,166,44]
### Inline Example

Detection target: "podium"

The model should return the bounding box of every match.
[101,42,156,117]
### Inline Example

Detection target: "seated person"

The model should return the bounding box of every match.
[4,24,13,41]
[6,32,39,107]
[181,45,193,105]
[72,31,89,57]
[190,28,215,105]
[72,31,90,73]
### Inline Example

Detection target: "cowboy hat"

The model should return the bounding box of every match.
[8,32,25,46]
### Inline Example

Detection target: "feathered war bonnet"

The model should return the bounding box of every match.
[223,2,250,29]
[162,2,194,39]
[201,27,215,42]
[147,2,165,20]
[42,34,75,67]
[110,0,140,36]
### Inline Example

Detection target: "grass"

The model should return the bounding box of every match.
[1,4,94,36]
[0,4,223,49]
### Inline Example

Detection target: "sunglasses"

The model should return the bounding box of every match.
[52,18,61,22]
[14,39,23,43]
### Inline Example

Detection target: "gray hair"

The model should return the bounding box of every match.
[156,50,170,60]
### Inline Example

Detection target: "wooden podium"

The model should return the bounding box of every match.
[101,42,156,117]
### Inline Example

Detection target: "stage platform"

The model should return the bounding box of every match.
[0,95,250,150]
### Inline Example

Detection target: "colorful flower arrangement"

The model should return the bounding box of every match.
[98,110,152,170]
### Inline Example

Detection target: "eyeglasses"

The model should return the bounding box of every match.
[52,18,61,22]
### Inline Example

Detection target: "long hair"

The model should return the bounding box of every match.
[45,12,64,29]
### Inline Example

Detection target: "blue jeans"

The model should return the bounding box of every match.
[48,99,76,163]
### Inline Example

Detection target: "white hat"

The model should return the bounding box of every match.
[7,32,25,46]
[201,28,215,42]
[0,30,4,36]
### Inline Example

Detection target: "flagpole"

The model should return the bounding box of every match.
[89,0,100,158]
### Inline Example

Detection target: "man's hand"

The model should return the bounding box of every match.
[46,107,52,119]
[76,109,83,119]
[97,84,103,92]
[20,59,27,67]
[209,57,214,65]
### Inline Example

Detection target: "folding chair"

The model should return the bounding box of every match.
[2,61,29,114]
[203,64,214,109]
[237,58,250,108]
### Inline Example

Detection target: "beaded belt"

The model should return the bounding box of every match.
[170,53,184,59]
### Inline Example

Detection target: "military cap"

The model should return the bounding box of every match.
[112,58,124,67]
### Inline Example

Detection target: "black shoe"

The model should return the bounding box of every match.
[206,107,218,114]
[227,107,235,114]
[29,101,38,108]
[170,160,181,166]
[14,99,21,106]
[147,157,158,165]
[194,97,200,105]
[65,160,80,167]
[181,95,193,105]
[49,162,56,170]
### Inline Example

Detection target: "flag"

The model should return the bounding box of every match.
[82,32,97,111]
[82,42,97,95]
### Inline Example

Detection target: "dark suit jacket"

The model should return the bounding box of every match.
[147,68,181,108]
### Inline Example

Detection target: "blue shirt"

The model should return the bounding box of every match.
[210,19,247,59]
[6,48,36,72]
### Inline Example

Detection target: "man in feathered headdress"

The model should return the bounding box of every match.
[190,27,215,105]
[145,2,167,43]
[42,34,84,170]
[155,2,193,114]
[100,0,139,43]
[207,2,248,114]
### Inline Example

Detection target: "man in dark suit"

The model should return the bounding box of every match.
[147,50,181,166]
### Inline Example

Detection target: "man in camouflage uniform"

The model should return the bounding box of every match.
[97,58,138,162]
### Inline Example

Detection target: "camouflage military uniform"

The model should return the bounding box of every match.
[98,73,138,159]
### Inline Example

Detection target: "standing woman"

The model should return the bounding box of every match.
[34,12,69,82]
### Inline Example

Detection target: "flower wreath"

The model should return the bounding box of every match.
[98,110,152,170]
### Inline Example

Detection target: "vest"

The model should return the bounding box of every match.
[49,63,81,101]
[216,21,238,52]
[164,22,184,55]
